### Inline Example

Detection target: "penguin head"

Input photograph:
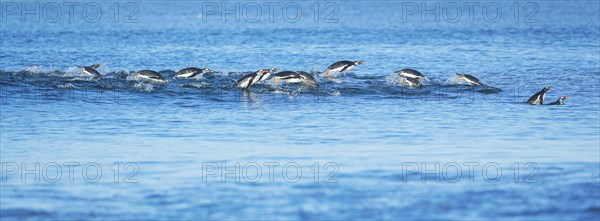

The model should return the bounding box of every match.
[257,69,270,74]
[543,86,552,92]
[202,68,214,73]
[268,68,280,73]
[354,61,364,65]
[560,96,569,101]
[91,64,104,69]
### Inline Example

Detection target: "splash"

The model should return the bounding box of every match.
[181,82,210,89]
[133,82,156,92]
[53,83,76,89]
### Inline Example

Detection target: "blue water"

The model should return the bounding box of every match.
[1,1,599,220]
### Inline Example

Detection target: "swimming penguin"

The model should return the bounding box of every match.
[77,64,104,77]
[527,86,552,105]
[455,73,481,86]
[272,71,316,85]
[401,76,422,88]
[548,96,568,105]
[395,69,425,79]
[297,71,317,85]
[135,70,167,82]
[174,67,214,78]
[234,68,279,89]
[322,60,364,77]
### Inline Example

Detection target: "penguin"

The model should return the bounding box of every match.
[234,68,279,89]
[395,69,425,79]
[527,86,552,105]
[455,73,481,86]
[77,64,104,77]
[174,67,214,78]
[548,96,568,105]
[401,76,422,88]
[322,60,364,77]
[297,71,317,85]
[135,70,167,82]
[272,71,316,85]
[272,71,301,84]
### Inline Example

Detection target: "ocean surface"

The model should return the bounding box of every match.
[1,0,599,220]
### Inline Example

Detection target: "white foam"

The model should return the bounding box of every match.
[133,82,155,92]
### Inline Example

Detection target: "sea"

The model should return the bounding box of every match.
[1,0,599,220]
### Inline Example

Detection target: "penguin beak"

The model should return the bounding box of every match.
[563,96,569,99]
[206,69,214,73]
[357,61,365,65]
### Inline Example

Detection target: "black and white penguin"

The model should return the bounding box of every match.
[297,71,317,85]
[77,64,104,77]
[548,96,568,105]
[272,71,316,85]
[527,86,552,105]
[322,60,364,77]
[455,73,481,86]
[135,70,167,82]
[234,68,279,89]
[174,67,214,78]
[401,76,422,88]
[395,69,425,79]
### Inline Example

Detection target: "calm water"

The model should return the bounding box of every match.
[1,1,599,220]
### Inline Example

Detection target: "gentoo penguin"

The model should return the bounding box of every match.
[77,64,104,77]
[297,71,317,85]
[455,73,481,86]
[395,69,425,79]
[234,68,279,89]
[174,67,214,78]
[548,96,568,105]
[135,70,167,82]
[527,86,552,105]
[401,76,422,88]
[272,71,316,85]
[322,60,364,77]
